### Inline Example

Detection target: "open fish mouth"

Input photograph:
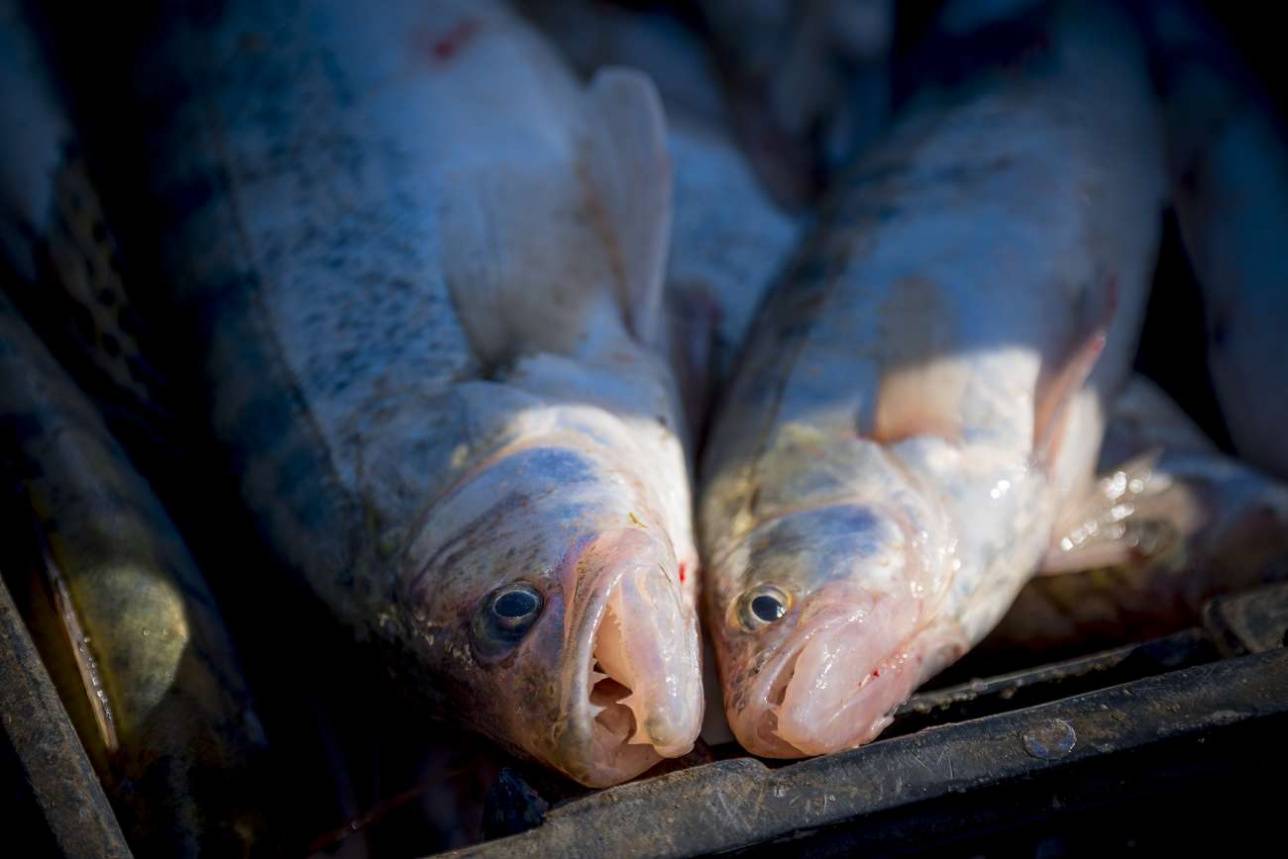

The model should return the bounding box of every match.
[730,599,928,758]
[554,530,703,787]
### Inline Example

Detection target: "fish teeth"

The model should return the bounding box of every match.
[588,670,608,686]
[617,692,655,745]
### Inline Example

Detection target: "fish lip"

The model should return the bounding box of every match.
[549,529,694,787]
[731,609,859,758]
[732,602,961,758]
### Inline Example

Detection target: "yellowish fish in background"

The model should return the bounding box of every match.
[0,290,269,856]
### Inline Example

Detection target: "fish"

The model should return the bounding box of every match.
[698,0,1165,758]
[0,290,269,855]
[68,0,703,787]
[1,5,269,854]
[525,2,806,747]
[987,374,1288,654]
[0,0,168,438]
[0,574,132,859]
[695,0,894,207]
[1139,0,1288,480]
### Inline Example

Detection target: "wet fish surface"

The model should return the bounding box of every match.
[84,0,703,787]
[699,0,1166,757]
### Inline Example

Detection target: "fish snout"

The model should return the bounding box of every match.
[728,588,925,758]
[555,529,703,786]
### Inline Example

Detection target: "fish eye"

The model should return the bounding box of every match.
[737,584,791,631]
[471,582,544,660]
[491,584,542,627]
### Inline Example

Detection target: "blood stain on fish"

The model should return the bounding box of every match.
[428,18,480,64]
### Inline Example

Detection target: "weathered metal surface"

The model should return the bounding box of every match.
[440,646,1288,858]
[891,627,1215,734]
[0,576,132,859]
[1204,581,1288,656]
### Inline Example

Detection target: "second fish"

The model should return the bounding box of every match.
[699,0,1166,757]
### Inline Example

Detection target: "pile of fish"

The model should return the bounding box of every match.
[2,0,1286,853]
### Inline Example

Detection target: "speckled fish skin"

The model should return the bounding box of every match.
[117,0,701,787]
[699,0,1165,758]
[1139,0,1288,481]
[988,375,1288,653]
[0,292,267,856]
[0,0,161,422]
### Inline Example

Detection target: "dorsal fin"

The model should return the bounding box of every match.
[583,67,672,346]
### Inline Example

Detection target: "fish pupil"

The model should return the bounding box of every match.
[751,594,785,623]
[494,589,538,619]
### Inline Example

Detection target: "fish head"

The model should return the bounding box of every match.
[708,501,958,757]
[403,444,702,787]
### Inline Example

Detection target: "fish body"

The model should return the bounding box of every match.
[1,5,267,853]
[662,112,805,433]
[0,291,267,855]
[1140,0,1288,480]
[699,0,1164,757]
[0,0,162,423]
[990,375,1288,653]
[104,0,701,787]
[526,5,805,746]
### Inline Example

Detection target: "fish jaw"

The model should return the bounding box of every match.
[553,528,703,786]
[398,434,700,787]
[720,585,923,758]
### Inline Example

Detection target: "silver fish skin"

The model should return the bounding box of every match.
[699,0,1165,758]
[990,375,1288,653]
[1139,0,1288,481]
[113,0,701,787]
[662,112,805,433]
